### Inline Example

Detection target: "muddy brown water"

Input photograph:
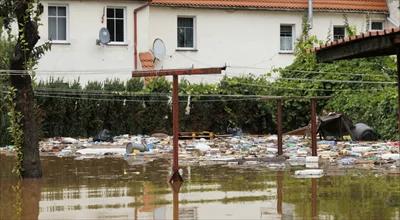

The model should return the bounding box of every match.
[0,155,399,220]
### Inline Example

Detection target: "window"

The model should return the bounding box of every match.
[371,21,384,31]
[280,25,294,51]
[48,6,67,41]
[107,7,125,42]
[177,17,195,49]
[333,26,345,40]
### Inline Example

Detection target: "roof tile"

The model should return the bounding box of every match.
[314,27,400,52]
[151,0,388,12]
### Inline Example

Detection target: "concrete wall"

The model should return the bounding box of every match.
[37,0,148,83]
[147,7,387,82]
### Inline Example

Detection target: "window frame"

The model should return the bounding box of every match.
[106,6,127,45]
[370,20,384,31]
[279,24,295,53]
[48,4,69,44]
[177,16,197,50]
[332,25,346,41]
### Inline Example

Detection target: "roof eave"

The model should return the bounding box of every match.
[151,4,388,14]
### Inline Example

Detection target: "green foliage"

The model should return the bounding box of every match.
[6,77,277,139]
[5,88,24,177]
[1,0,51,69]
[0,26,14,147]
[273,15,398,139]
[327,89,398,140]
[343,14,357,36]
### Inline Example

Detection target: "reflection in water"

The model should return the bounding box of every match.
[2,179,42,220]
[0,155,399,220]
[311,179,318,220]
[170,181,182,220]
[22,179,42,220]
[276,171,283,217]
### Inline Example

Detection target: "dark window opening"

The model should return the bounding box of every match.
[177,17,194,48]
[107,8,124,42]
[333,26,345,40]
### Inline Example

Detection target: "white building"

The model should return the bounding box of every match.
[36,0,397,83]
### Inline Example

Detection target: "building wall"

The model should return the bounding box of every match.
[35,2,388,83]
[387,0,400,26]
[37,0,149,83]
[148,7,387,83]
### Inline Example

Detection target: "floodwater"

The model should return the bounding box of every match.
[0,155,399,220]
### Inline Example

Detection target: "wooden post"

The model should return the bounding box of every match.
[132,67,225,182]
[276,171,283,215]
[277,99,283,155]
[311,99,317,156]
[172,75,180,177]
[311,179,318,220]
[170,180,182,220]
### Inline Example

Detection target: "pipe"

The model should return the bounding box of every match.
[134,1,151,70]
[308,0,313,29]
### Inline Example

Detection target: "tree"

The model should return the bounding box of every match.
[1,0,50,178]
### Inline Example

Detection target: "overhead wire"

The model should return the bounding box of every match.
[227,66,396,79]
[0,67,397,81]
[222,71,396,85]
[230,82,394,92]
[1,89,333,102]
[1,71,397,86]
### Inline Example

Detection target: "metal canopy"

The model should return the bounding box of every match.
[315,28,400,63]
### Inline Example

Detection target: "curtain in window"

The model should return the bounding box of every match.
[177,18,194,48]
[280,25,292,51]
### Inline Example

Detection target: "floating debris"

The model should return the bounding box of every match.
[1,133,398,171]
[294,169,324,178]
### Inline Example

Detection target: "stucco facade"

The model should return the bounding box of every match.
[37,0,149,83]
[36,1,394,83]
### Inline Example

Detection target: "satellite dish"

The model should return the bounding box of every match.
[152,38,166,60]
[98,27,110,45]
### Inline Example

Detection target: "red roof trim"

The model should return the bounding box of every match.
[151,0,388,12]
[314,27,400,52]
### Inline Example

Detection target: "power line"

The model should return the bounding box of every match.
[0,69,133,75]
[278,77,396,84]
[1,90,333,102]
[279,69,395,79]
[223,72,397,85]
[34,94,266,103]
[227,66,396,79]
[34,91,270,98]
[230,82,394,92]
[1,67,396,79]
[1,69,397,85]
[0,84,393,99]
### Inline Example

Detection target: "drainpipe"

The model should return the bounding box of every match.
[308,0,313,29]
[134,1,151,70]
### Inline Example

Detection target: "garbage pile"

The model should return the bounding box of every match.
[1,133,399,173]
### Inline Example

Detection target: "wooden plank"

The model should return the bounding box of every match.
[132,67,226,77]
